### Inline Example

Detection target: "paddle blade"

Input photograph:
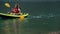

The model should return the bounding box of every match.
[20,15,24,21]
[5,3,10,8]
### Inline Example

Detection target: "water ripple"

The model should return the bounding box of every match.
[28,14,60,19]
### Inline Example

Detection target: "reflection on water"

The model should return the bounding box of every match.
[13,19,18,34]
[2,18,29,34]
[4,20,11,34]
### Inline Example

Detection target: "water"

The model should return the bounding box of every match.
[0,1,60,34]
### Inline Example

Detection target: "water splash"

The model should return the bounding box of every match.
[28,14,57,19]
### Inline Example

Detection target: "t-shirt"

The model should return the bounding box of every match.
[12,8,21,13]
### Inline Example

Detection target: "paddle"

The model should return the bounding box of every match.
[5,3,10,8]
[20,13,24,21]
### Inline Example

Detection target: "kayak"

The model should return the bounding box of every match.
[0,13,29,18]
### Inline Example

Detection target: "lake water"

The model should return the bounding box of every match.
[0,1,60,34]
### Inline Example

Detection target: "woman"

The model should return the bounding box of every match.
[8,4,21,15]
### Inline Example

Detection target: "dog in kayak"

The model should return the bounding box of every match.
[8,4,21,15]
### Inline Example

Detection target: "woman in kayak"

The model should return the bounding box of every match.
[8,4,21,15]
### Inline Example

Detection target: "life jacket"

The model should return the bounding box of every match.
[12,8,19,13]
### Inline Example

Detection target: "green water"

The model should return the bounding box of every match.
[0,1,60,34]
[0,17,60,34]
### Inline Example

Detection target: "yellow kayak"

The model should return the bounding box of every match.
[0,13,29,18]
